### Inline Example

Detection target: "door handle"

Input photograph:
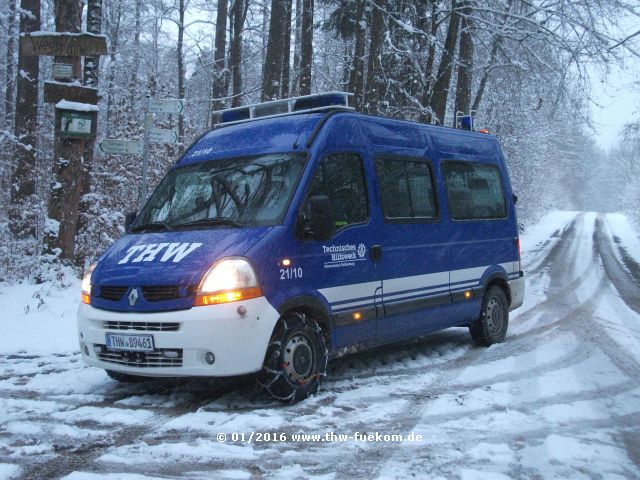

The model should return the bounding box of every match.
[370,245,382,262]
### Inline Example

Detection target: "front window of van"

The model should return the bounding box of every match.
[133,154,306,230]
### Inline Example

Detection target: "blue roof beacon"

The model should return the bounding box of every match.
[78,92,524,403]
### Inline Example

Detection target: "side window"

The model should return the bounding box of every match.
[307,153,368,230]
[443,161,507,220]
[375,156,438,221]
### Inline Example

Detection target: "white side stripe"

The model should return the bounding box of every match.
[384,271,449,296]
[319,263,514,308]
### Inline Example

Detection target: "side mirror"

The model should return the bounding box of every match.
[512,193,518,204]
[125,211,137,232]
[306,195,334,241]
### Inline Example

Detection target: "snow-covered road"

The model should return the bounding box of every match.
[1,211,640,479]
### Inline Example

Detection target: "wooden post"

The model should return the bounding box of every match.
[43,0,104,261]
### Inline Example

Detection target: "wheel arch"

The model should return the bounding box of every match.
[481,271,512,307]
[276,295,334,349]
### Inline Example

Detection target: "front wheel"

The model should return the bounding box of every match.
[469,286,509,346]
[259,313,328,403]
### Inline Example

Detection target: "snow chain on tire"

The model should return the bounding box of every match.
[258,312,328,403]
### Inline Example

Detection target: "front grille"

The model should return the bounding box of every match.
[98,286,128,301]
[96,285,197,303]
[96,347,183,368]
[142,286,181,302]
[101,321,180,332]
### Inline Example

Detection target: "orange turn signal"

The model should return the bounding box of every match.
[194,287,262,306]
[81,293,91,305]
[352,312,362,321]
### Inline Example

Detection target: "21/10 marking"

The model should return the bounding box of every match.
[280,267,303,280]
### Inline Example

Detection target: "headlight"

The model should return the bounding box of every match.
[81,263,97,305]
[194,258,262,306]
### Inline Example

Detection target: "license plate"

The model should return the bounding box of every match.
[105,333,154,352]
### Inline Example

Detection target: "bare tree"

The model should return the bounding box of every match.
[9,0,41,239]
[229,0,247,107]
[211,0,228,117]
[454,0,474,118]
[44,0,85,260]
[430,0,460,125]
[262,0,290,100]
[3,0,16,130]
[347,0,366,110]
[298,0,313,95]
[365,0,386,113]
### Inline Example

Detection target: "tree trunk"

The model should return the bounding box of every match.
[430,0,460,125]
[281,0,292,98]
[471,0,511,112]
[44,0,85,260]
[472,36,501,112]
[365,0,386,114]
[105,0,122,135]
[9,0,41,239]
[84,0,102,88]
[291,0,302,95]
[454,0,473,119]
[211,0,228,119]
[229,0,246,107]
[419,0,439,122]
[348,0,365,110]
[262,0,288,101]
[177,0,186,141]
[76,0,102,263]
[298,0,313,95]
[126,0,141,113]
[3,0,17,130]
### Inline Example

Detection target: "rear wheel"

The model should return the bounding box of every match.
[105,370,149,383]
[469,286,509,346]
[259,312,328,403]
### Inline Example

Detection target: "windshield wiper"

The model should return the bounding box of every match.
[176,217,242,229]
[130,221,174,233]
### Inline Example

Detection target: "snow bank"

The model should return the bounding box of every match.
[0,279,80,355]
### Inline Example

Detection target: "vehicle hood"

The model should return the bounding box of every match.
[94,227,271,287]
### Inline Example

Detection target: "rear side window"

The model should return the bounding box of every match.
[443,161,507,220]
[307,153,368,229]
[375,156,438,221]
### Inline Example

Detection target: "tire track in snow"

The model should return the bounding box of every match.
[596,214,640,315]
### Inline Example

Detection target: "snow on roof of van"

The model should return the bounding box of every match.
[180,113,323,165]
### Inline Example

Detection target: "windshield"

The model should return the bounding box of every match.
[134,153,307,229]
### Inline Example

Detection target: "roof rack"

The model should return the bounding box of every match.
[214,91,354,127]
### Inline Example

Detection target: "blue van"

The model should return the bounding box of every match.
[78,92,524,402]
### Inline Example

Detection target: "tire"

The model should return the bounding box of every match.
[469,286,509,346]
[259,312,328,403]
[105,370,150,383]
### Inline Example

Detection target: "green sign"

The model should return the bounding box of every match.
[59,111,93,138]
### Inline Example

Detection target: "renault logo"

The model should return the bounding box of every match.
[128,288,139,307]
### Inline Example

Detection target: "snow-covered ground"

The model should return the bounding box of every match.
[1,211,639,479]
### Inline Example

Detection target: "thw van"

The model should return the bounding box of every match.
[78,92,524,402]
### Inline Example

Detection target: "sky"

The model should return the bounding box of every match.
[588,20,640,150]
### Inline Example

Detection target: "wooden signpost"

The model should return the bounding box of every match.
[35,26,108,260]
[44,81,99,104]
[19,32,107,57]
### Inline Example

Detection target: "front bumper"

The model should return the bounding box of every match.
[77,296,280,377]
